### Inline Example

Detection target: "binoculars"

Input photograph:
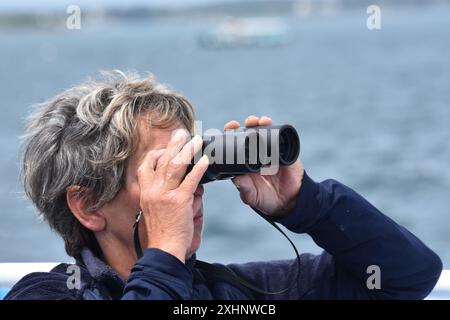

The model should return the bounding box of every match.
[188,124,300,184]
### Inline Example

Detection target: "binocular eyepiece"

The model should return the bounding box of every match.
[188,124,300,184]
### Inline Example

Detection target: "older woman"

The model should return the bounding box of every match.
[5,71,442,300]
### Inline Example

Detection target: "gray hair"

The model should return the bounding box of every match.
[22,70,195,257]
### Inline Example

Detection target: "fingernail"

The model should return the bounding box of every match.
[174,129,186,141]
[200,155,209,164]
[192,135,202,144]
[232,178,241,190]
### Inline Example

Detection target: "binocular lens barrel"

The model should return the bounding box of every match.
[188,124,300,184]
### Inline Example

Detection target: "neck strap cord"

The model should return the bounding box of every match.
[133,211,143,259]
[132,208,300,296]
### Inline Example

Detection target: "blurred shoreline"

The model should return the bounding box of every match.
[1,0,450,30]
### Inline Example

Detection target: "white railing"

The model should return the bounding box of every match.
[0,263,449,300]
[0,263,60,288]
[426,269,450,300]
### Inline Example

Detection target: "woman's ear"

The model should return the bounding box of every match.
[66,186,106,232]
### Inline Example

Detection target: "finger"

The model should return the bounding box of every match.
[164,135,203,190]
[232,175,256,205]
[224,120,240,131]
[180,155,209,193]
[258,116,273,126]
[245,115,259,128]
[156,129,189,173]
[232,175,253,192]
[153,148,166,162]
[136,149,166,188]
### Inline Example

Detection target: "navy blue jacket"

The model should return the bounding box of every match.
[5,172,443,300]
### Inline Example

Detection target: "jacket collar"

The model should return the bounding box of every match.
[79,247,198,297]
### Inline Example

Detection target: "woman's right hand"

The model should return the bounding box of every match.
[136,129,209,263]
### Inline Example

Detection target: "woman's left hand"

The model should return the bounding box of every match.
[224,115,304,218]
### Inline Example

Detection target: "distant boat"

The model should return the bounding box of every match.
[198,17,289,49]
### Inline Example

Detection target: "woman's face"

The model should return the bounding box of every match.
[99,116,204,260]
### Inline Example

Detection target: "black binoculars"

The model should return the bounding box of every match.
[188,124,300,184]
